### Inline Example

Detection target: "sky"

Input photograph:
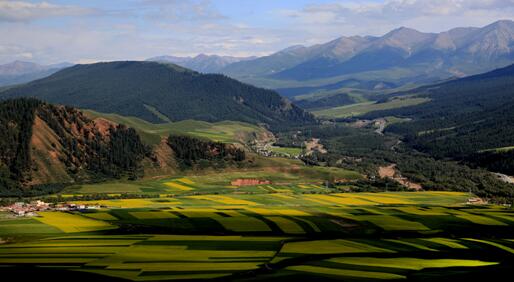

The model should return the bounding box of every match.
[1,0,514,64]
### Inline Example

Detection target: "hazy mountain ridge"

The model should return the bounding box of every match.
[221,20,514,91]
[0,61,73,87]
[147,54,256,73]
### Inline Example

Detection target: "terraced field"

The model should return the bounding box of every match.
[0,192,513,281]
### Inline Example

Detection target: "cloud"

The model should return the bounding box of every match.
[280,0,514,36]
[0,43,32,62]
[0,0,96,22]
[139,0,226,23]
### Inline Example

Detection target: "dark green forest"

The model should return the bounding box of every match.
[167,135,245,169]
[0,98,40,191]
[361,63,514,175]
[1,61,315,127]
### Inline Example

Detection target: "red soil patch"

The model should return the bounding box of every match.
[378,164,422,190]
[231,179,271,186]
[378,164,396,178]
[94,118,116,136]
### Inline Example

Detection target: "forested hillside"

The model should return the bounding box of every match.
[167,135,245,169]
[0,98,151,196]
[363,63,514,175]
[0,61,314,127]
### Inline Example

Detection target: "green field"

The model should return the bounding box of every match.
[313,97,430,118]
[0,190,513,281]
[84,110,268,145]
[62,165,363,196]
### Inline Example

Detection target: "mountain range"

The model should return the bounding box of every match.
[0,61,314,127]
[147,54,255,73]
[0,61,73,87]
[218,20,514,95]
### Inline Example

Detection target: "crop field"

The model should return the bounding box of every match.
[0,191,513,281]
[61,166,363,196]
[34,211,116,233]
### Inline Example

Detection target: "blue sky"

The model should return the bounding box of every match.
[1,0,513,64]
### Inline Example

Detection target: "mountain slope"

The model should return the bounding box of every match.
[147,54,255,73]
[0,98,150,195]
[222,20,514,93]
[362,63,514,175]
[0,61,73,87]
[0,61,314,126]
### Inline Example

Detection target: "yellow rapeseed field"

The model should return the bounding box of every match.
[176,178,195,185]
[351,194,414,205]
[305,195,375,205]
[188,195,258,205]
[164,181,193,191]
[244,208,310,216]
[266,216,305,234]
[270,194,295,200]
[35,212,115,233]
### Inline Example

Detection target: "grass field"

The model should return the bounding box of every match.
[84,110,267,145]
[313,97,430,118]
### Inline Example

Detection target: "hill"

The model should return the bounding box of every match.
[83,110,273,146]
[0,61,314,127]
[361,63,514,175]
[222,20,514,97]
[0,98,150,195]
[0,99,258,196]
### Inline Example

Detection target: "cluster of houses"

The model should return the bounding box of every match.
[1,201,101,217]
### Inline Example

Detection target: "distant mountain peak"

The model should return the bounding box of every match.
[488,19,514,28]
[222,20,514,86]
[386,26,425,37]
[147,54,255,73]
[279,45,306,53]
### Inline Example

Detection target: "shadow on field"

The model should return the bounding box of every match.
[0,266,130,282]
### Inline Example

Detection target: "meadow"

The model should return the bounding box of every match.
[313,97,430,118]
[84,110,266,145]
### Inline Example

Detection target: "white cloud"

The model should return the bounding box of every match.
[0,0,97,22]
[280,0,514,37]
[140,0,225,22]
